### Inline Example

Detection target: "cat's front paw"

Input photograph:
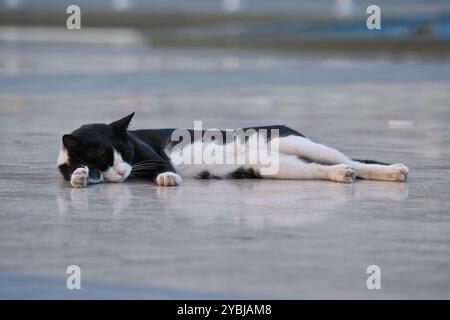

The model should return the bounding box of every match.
[155,172,182,187]
[71,167,89,188]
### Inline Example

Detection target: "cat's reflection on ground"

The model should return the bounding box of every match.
[156,179,410,229]
[56,179,408,229]
[56,182,132,219]
[56,181,181,219]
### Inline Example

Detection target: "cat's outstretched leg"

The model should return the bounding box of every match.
[351,161,409,181]
[250,154,356,183]
[272,135,409,182]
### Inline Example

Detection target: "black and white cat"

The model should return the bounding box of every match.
[57,113,409,188]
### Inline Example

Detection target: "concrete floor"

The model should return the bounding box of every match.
[1,28,450,299]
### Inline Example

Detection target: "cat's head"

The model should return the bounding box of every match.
[60,113,135,182]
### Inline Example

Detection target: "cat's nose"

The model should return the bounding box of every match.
[117,169,125,176]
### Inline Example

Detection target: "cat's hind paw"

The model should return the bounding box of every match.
[71,167,89,188]
[328,164,356,183]
[156,172,182,187]
[388,163,409,181]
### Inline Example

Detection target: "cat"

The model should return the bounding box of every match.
[57,113,409,188]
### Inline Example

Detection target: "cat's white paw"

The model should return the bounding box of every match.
[328,164,356,183]
[71,167,89,188]
[156,172,182,187]
[387,163,409,181]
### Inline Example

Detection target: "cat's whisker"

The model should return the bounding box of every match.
[129,173,141,178]
[131,168,159,173]
[131,165,162,169]
[129,172,151,179]
[131,164,160,169]
[132,159,165,165]
[132,163,161,169]
[133,167,158,172]
[131,162,162,169]
[131,163,163,169]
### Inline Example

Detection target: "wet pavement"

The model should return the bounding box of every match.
[0,27,450,299]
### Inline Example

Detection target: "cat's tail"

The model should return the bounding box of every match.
[352,158,391,166]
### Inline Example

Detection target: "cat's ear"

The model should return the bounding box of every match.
[110,112,134,133]
[62,134,79,150]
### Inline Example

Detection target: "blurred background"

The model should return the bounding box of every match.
[2,0,450,98]
[2,0,450,53]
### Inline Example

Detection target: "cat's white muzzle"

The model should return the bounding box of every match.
[103,165,131,182]
[103,150,132,182]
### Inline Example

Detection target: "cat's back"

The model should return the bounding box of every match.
[130,125,304,145]
[129,128,176,147]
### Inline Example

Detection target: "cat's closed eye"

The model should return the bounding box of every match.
[85,148,107,159]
